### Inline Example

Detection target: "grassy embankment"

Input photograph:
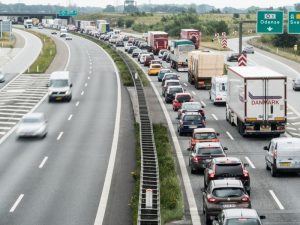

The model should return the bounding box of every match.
[131,123,184,225]
[0,32,16,48]
[24,30,56,73]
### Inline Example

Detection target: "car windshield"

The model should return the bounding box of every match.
[194,132,217,140]
[215,163,243,176]
[50,79,68,87]
[160,70,171,74]
[22,118,42,123]
[183,103,201,110]
[212,187,244,198]
[183,115,201,121]
[226,218,260,225]
[197,147,223,155]
[177,95,191,102]
[151,65,161,69]
[165,74,177,79]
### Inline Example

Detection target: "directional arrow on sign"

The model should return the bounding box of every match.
[238,54,247,66]
[267,26,273,31]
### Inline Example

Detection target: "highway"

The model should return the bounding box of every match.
[0,29,135,225]
[120,39,300,225]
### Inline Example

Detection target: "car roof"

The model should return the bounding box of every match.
[22,112,45,120]
[195,142,222,148]
[168,85,183,90]
[150,64,161,67]
[271,137,300,144]
[193,128,216,133]
[211,179,243,188]
[213,157,242,164]
[182,112,201,116]
[165,79,180,84]
[223,208,259,219]
[175,92,191,97]
[182,101,201,106]
[50,71,69,79]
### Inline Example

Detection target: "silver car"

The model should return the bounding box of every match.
[16,113,48,138]
[293,76,300,91]
[0,70,5,83]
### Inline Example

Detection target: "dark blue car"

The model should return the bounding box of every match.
[177,112,205,136]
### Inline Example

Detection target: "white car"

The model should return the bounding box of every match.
[65,34,72,40]
[16,113,48,138]
[125,43,133,51]
[0,70,5,83]
[158,49,168,58]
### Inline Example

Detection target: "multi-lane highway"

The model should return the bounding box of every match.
[120,38,300,225]
[0,28,135,225]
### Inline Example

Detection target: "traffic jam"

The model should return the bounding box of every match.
[94,26,299,224]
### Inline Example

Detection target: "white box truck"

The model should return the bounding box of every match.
[209,76,227,104]
[170,40,195,72]
[24,19,33,28]
[226,66,287,136]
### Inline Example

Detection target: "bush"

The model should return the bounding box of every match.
[272,32,298,48]
[125,19,135,28]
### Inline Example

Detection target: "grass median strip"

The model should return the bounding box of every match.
[24,30,56,73]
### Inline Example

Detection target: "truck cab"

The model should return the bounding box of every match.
[210,76,227,104]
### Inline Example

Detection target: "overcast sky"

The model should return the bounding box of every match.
[0,0,298,8]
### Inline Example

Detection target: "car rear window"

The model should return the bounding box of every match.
[226,218,260,225]
[197,147,223,155]
[183,104,201,111]
[194,132,217,140]
[170,88,183,93]
[183,115,201,121]
[177,95,191,102]
[152,65,161,68]
[212,187,244,198]
[215,163,243,176]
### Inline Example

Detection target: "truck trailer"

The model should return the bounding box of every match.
[226,66,287,136]
[180,29,201,49]
[148,31,168,55]
[188,51,224,89]
[170,40,195,72]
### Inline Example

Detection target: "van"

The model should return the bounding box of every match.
[48,71,72,102]
[209,76,227,104]
[264,137,300,177]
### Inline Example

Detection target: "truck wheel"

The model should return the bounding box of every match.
[271,165,277,177]
[195,82,199,90]
[238,119,246,136]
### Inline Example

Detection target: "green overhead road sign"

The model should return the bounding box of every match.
[58,9,78,17]
[256,11,284,34]
[288,11,300,34]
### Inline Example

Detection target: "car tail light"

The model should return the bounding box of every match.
[207,195,217,203]
[272,150,277,160]
[216,97,222,100]
[192,156,202,162]
[243,169,249,177]
[241,195,250,202]
[208,170,215,178]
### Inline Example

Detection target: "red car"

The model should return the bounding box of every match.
[172,93,193,111]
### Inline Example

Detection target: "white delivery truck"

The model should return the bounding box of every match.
[170,40,195,72]
[226,66,287,136]
[209,76,227,104]
[24,19,33,28]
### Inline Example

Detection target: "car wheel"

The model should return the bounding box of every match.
[205,211,212,225]
[265,162,270,170]
[179,129,183,136]
[190,164,195,174]
[271,165,277,177]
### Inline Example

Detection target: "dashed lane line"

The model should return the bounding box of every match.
[245,156,256,169]
[226,131,234,140]
[211,114,218,121]
[57,132,63,140]
[39,156,48,169]
[269,190,285,210]
[75,101,80,107]
[9,194,24,213]
[192,91,196,95]
[68,114,73,121]
[200,100,206,107]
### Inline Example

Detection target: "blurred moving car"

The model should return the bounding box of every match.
[264,137,300,177]
[204,157,251,195]
[189,128,220,150]
[0,70,5,83]
[172,92,193,111]
[202,180,251,224]
[65,34,72,40]
[165,86,184,103]
[177,112,206,136]
[148,63,161,76]
[293,76,300,91]
[212,208,266,225]
[242,46,255,54]
[227,52,239,62]
[189,142,227,173]
[16,113,48,138]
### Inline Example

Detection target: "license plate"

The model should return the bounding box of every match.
[280,162,291,167]
[261,127,271,131]
[189,125,197,128]
[223,204,236,208]
[56,97,62,100]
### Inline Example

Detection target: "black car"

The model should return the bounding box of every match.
[177,112,205,136]
[227,53,239,62]
[204,157,251,195]
[165,86,184,104]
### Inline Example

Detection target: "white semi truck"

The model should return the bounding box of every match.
[24,19,33,28]
[226,66,287,136]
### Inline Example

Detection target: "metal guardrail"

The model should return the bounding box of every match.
[117,50,161,225]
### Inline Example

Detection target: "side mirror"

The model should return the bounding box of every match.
[46,83,49,87]
[260,215,266,220]
[70,83,73,87]
[202,105,205,108]
[263,146,269,150]
[187,147,191,151]
[244,163,249,167]
[201,187,206,192]
[223,147,228,151]
[216,133,220,136]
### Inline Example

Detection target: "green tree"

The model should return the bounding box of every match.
[272,32,298,48]
[117,17,124,27]
[233,13,240,19]
[125,19,134,28]
[103,5,115,12]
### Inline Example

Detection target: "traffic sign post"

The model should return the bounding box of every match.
[288,11,300,34]
[238,54,247,66]
[58,9,78,17]
[256,11,284,34]
[221,38,227,48]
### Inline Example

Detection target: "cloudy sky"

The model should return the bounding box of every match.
[0,0,298,8]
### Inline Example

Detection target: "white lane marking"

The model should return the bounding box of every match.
[226,131,234,140]
[192,91,196,95]
[200,100,206,107]
[88,76,90,80]
[0,127,12,130]
[269,190,285,210]
[39,156,48,168]
[68,114,73,121]
[90,66,92,70]
[286,127,297,131]
[292,121,300,125]
[284,132,292,137]
[245,156,256,169]
[287,111,294,115]
[76,101,80,107]
[93,40,122,225]
[81,91,84,95]
[0,131,5,135]
[85,83,88,87]
[90,62,92,65]
[289,132,300,137]
[128,52,202,224]
[183,83,188,87]
[89,70,92,74]
[64,38,71,71]
[211,114,218,120]
[0,122,16,125]
[57,132,63,140]
[288,116,299,120]
[9,194,24,213]
[288,104,300,118]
